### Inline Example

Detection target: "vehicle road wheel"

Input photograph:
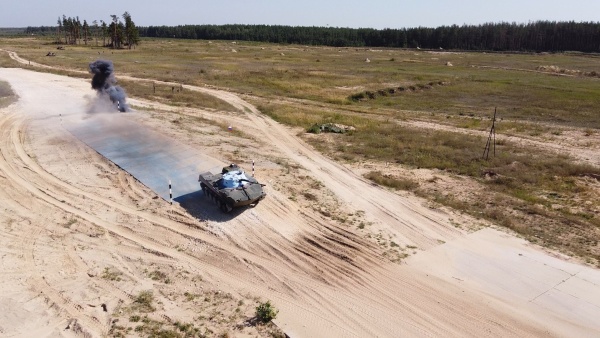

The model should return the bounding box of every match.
[220,201,233,213]
[200,183,208,196]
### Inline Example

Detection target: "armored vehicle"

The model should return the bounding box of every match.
[198,164,266,213]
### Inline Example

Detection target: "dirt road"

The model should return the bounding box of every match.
[1,62,599,337]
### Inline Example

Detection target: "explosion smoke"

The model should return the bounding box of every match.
[89,60,129,112]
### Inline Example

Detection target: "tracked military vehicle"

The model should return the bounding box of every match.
[198,164,266,213]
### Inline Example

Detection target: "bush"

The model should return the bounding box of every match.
[255,301,278,323]
[133,290,155,313]
[307,124,322,134]
[348,92,365,101]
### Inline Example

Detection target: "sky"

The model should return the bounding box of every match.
[2,0,600,29]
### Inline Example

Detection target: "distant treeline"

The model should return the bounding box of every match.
[139,21,600,53]
[23,21,600,52]
[23,12,139,49]
[0,27,27,36]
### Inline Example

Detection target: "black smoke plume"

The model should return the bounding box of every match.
[89,60,129,112]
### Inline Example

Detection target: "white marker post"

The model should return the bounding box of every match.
[252,160,255,176]
[169,179,173,205]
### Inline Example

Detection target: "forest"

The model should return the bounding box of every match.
[24,20,600,53]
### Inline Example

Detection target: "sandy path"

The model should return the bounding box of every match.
[120,76,465,250]
[0,56,599,337]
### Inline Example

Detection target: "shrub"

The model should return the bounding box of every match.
[255,301,278,323]
[307,124,322,134]
[101,267,122,281]
[134,291,155,313]
[349,92,365,101]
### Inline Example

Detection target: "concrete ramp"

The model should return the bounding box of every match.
[0,67,224,202]
[408,228,600,335]
[68,113,223,201]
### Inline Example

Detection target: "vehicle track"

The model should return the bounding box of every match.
[0,109,373,336]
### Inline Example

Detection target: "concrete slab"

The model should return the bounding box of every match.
[407,228,600,334]
[67,113,223,201]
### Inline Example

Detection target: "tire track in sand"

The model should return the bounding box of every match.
[0,109,363,337]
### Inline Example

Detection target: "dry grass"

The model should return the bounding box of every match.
[5,36,600,127]
[120,79,239,112]
[364,171,419,191]
[106,262,286,337]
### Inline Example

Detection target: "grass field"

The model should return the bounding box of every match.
[1,36,599,265]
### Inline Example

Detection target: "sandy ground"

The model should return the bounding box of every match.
[0,62,600,337]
